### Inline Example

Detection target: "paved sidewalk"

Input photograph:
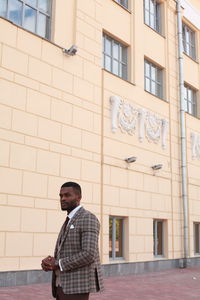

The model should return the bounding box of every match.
[1,267,200,300]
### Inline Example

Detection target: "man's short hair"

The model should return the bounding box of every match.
[61,181,82,196]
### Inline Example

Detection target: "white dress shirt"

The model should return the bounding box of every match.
[68,205,82,223]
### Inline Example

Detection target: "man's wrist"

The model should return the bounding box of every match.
[54,259,59,270]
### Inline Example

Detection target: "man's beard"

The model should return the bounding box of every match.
[61,203,78,213]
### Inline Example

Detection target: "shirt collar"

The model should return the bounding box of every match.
[68,205,82,220]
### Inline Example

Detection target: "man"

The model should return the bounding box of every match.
[41,181,104,300]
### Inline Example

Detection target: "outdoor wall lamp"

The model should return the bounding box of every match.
[151,164,163,170]
[125,157,137,163]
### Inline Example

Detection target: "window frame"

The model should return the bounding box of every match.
[115,0,128,9]
[0,0,52,40]
[144,0,162,34]
[153,219,164,257]
[109,216,125,260]
[194,223,200,254]
[184,84,197,117]
[182,23,196,60]
[144,59,164,99]
[103,33,128,81]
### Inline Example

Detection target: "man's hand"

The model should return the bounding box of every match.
[41,256,59,271]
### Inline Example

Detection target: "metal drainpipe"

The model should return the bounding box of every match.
[177,0,189,267]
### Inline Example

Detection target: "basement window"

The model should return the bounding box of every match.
[153,219,164,256]
[194,223,200,254]
[109,216,125,259]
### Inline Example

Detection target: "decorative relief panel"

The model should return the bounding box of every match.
[118,102,138,135]
[191,132,200,160]
[110,95,169,149]
[145,112,162,144]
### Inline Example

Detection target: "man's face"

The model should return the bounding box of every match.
[59,186,81,212]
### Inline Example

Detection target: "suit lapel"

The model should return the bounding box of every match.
[58,207,85,250]
[54,219,67,256]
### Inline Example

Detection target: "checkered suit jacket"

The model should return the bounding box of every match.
[52,207,104,296]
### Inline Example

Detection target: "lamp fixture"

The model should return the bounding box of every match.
[63,45,78,56]
[125,157,137,163]
[151,164,163,170]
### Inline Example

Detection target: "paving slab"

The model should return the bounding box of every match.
[0,267,200,300]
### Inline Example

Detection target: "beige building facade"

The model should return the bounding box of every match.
[0,0,200,285]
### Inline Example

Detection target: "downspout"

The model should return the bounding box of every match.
[176,0,189,267]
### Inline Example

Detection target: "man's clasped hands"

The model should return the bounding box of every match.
[41,255,59,271]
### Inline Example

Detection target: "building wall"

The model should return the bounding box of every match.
[0,0,200,273]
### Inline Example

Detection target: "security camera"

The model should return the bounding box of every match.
[125,157,137,163]
[63,45,78,56]
[151,164,163,170]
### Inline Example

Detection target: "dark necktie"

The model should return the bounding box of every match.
[59,216,70,246]
[63,216,70,233]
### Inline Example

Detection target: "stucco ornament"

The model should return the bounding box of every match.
[161,119,169,150]
[118,102,138,135]
[110,95,168,149]
[110,95,121,133]
[191,132,200,160]
[138,109,146,142]
[145,112,162,144]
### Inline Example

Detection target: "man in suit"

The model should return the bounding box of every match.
[41,181,104,300]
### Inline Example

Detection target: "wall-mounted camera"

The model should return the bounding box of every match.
[63,45,78,56]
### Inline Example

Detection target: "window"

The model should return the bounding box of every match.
[182,23,196,60]
[109,216,124,259]
[144,0,161,33]
[0,0,51,39]
[103,34,128,80]
[194,223,200,254]
[184,84,197,117]
[144,59,163,98]
[115,0,128,9]
[153,220,164,256]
